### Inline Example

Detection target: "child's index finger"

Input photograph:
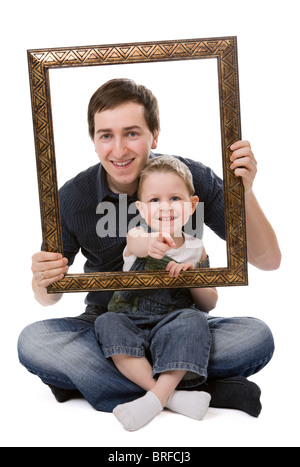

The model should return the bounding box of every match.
[160,232,176,248]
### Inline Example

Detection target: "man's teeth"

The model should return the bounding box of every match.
[113,159,133,167]
[160,217,175,221]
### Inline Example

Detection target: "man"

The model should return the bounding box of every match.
[18,79,281,417]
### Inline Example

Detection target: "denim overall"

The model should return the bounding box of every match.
[94,255,212,388]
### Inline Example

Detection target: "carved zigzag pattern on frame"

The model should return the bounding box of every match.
[51,268,245,293]
[31,39,233,67]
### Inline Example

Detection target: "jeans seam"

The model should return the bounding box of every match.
[103,346,145,358]
[152,361,207,377]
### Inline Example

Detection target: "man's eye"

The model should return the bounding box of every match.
[128,132,137,138]
[101,134,111,140]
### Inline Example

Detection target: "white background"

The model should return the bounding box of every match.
[1,0,299,447]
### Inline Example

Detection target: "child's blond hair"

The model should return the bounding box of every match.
[137,156,195,200]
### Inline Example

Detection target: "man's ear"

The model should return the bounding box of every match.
[190,195,199,214]
[151,131,159,150]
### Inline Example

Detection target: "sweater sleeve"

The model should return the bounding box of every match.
[59,180,81,266]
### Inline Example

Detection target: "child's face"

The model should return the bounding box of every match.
[136,171,198,237]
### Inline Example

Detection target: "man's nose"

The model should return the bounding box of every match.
[112,138,127,159]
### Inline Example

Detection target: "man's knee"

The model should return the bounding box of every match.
[17,319,61,369]
[249,317,275,368]
[209,315,274,351]
[208,316,275,378]
[17,321,43,368]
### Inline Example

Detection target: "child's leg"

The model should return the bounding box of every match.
[150,369,187,406]
[152,370,211,421]
[149,309,211,419]
[112,354,186,431]
[112,354,210,430]
[111,354,156,392]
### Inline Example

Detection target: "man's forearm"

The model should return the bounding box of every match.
[245,190,281,270]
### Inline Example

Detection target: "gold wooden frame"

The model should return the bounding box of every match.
[28,36,248,293]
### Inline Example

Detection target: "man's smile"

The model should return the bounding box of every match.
[111,158,135,168]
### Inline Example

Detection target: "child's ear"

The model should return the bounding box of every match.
[190,195,199,214]
[136,200,147,220]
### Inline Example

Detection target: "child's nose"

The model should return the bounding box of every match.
[159,201,171,211]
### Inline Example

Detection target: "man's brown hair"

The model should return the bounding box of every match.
[88,78,160,139]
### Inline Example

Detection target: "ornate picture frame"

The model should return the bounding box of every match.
[28,36,248,293]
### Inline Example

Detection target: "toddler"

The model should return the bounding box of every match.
[94,156,218,430]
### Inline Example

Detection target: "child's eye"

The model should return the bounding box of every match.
[150,198,159,203]
[171,196,180,201]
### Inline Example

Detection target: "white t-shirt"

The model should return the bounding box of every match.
[123,232,204,271]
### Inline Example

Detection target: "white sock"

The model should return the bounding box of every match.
[113,391,163,431]
[166,390,211,420]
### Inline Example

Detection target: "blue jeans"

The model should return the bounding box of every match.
[95,308,211,388]
[17,315,274,412]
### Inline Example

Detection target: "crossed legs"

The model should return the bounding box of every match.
[17,316,274,418]
[112,354,211,431]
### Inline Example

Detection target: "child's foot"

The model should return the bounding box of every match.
[113,391,163,431]
[166,390,211,420]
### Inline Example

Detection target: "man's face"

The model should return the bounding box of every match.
[93,102,159,195]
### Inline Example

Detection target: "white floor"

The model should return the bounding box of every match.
[4,354,298,448]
